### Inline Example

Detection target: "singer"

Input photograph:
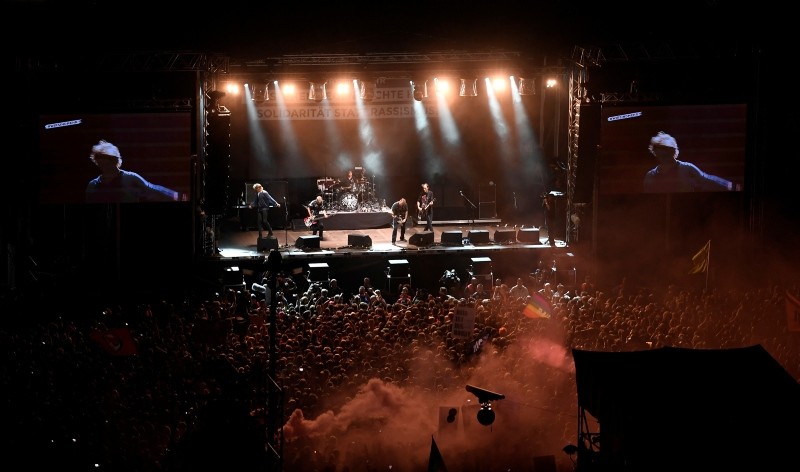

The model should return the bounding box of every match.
[248,183,280,239]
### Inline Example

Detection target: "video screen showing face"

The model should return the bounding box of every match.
[38,112,193,204]
[599,104,746,194]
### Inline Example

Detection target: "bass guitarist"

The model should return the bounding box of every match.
[305,195,327,241]
[416,182,435,232]
[390,197,409,244]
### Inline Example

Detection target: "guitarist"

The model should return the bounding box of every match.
[416,182,435,231]
[306,195,327,241]
[390,197,409,244]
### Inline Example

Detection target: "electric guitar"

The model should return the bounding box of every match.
[304,214,328,227]
[418,198,435,221]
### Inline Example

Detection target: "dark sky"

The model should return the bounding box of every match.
[5,1,769,59]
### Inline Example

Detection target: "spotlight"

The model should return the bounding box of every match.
[518,77,536,95]
[308,81,327,101]
[412,80,427,101]
[249,82,269,102]
[466,384,505,427]
[459,78,478,97]
[476,405,495,426]
[360,80,375,101]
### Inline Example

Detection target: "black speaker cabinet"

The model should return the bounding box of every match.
[408,231,434,246]
[469,256,492,276]
[308,262,330,282]
[441,230,463,246]
[257,236,279,252]
[295,235,320,249]
[467,230,490,245]
[387,259,410,277]
[222,266,243,286]
[518,227,541,243]
[348,234,372,248]
[493,228,517,243]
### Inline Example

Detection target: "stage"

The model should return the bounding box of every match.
[206,214,581,298]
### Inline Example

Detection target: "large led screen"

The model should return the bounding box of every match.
[38,112,193,204]
[598,104,746,194]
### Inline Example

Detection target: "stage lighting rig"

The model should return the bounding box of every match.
[465,384,505,426]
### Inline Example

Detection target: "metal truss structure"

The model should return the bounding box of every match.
[223,50,554,83]
[564,39,750,244]
[13,51,229,74]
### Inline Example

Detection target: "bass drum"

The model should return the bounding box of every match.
[338,192,358,211]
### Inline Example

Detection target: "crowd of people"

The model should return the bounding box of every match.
[1,263,798,471]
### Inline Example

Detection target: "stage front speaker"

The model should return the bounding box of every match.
[348,234,372,248]
[257,236,279,252]
[295,235,320,249]
[494,228,517,243]
[408,231,434,246]
[441,230,463,246]
[518,227,541,243]
[467,230,490,245]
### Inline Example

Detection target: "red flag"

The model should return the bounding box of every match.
[427,436,448,472]
[786,291,800,332]
[90,327,139,356]
[523,293,552,319]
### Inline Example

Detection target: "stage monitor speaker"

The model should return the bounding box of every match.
[467,230,490,245]
[441,230,463,246]
[494,228,517,243]
[518,227,541,243]
[348,234,372,248]
[295,235,320,249]
[257,236,279,252]
[409,231,434,246]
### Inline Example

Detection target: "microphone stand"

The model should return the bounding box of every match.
[460,191,477,229]
[282,197,290,248]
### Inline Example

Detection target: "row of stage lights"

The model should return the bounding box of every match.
[221,75,558,103]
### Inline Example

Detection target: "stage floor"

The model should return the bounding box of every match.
[206,219,578,296]
[215,223,562,260]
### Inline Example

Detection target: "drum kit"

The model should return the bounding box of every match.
[316,174,381,212]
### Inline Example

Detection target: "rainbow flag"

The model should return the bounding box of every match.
[523,293,552,319]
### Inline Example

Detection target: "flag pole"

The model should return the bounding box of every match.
[704,240,711,290]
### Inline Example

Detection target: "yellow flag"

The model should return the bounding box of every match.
[688,240,710,274]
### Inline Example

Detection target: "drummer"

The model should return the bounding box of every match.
[343,169,356,190]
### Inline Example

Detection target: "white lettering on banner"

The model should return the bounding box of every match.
[253,86,438,120]
[452,305,477,339]
[255,103,437,120]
